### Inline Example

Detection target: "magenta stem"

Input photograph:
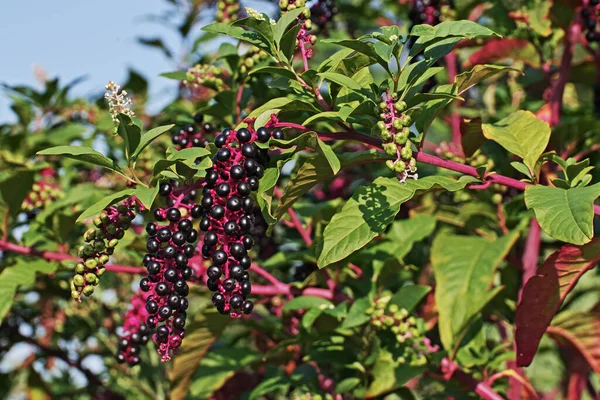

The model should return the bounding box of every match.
[0,239,146,274]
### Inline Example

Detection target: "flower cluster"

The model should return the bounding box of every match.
[22,180,63,213]
[279,0,316,60]
[367,294,438,366]
[216,0,240,23]
[185,64,226,95]
[140,183,200,361]
[378,93,417,182]
[436,142,495,170]
[582,1,600,42]
[310,0,337,33]
[73,200,138,300]
[104,81,134,123]
[171,113,215,149]
[200,123,284,317]
[116,291,151,366]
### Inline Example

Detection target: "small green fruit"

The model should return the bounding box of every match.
[82,285,95,296]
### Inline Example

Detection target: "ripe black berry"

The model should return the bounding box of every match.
[236,128,251,143]
[157,228,171,243]
[256,127,270,142]
[167,208,181,222]
[213,250,228,265]
[207,265,222,279]
[216,148,231,161]
[216,183,231,197]
[230,295,243,309]
[272,128,285,140]
[242,301,254,314]
[230,165,245,180]
[159,183,172,196]
[210,205,225,219]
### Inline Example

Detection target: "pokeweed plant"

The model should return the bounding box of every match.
[1,1,600,399]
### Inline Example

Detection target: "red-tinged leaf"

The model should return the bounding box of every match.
[547,312,600,374]
[463,38,539,69]
[515,239,600,368]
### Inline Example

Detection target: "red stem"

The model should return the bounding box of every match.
[235,84,244,124]
[445,51,463,156]
[0,239,145,274]
[520,219,541,295]
[550,22,579,127]
[273,187,313,246]
[442,358,504,400]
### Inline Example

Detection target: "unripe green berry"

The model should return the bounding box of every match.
[384,316,394,326]
[394,101,407,112]
[73,274,85,287]
[94,240,105,252]
[71,290,80,300]
[401,146,413,160]
[391,92,399,100]
[393,160,407,173]
[377,121,386,130]
[492,193,503,204]
[392,119,403,130]
[85,259,97,269]
[98,254,110,265]
[305,19,312,30]
[117,205,128,214]
[75,263,85,274]
[372,319,382,327]
[402,115,412,126]
[108,238,119,248]
[97,267,106,276]
[389,304,399,313]
[83,245,95,257]
[384,143,398,156]
[380,130,393,142]
[85,273,98,285]
[84,228,96,242]
[106,224,117,235]
[82,285,95,296]
[379,101,387,110]
[395,129,409,145]
[386,160,395,170]
[93,217,103,227]
[95,230,105,240]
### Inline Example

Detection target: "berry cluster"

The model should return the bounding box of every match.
[216,0,240,23]
[367,294,438,366]
[310,0,337,33]
[73,201,138,300]
[582,1,600,42]
[377,93,418,181]
[140,183,200,361]
[185,64,226,97]
[436,142,495,170]
[171,113,215,149]
[200,124,284,317]
[279,0,317,59]
[408,0,455,26]
[116,291,151,366]
[22,179,63,213]
[239,46,270,78]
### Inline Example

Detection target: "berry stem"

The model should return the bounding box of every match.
[251,264,286,288]
[0,239,146,274]
[273,187,312,246]
[299,39,310,72]
[550,20,580,127]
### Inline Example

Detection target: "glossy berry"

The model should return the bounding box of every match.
[236,128,251,143]
[256,127,270,142]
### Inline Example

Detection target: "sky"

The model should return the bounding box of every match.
[0,0,182,122]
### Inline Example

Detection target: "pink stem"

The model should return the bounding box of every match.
[0,239,146,274]
[235,84,244,124]
[550,22,580,127]
[445,51,463,156]
[252,283,333,299]
[299,40,310,72]
[273,187,313,246]
[251,264,286,288]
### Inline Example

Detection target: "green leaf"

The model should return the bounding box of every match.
[160,71,188,80]
[525,184,600,245]
[76,189,135,223]
[202,23,273,54]
[116,114,142,162]
[411,20,500,44]
[233,17,274,44]
[336,377,360,394]
[131,124,174,161]
[482,110,550,175]
[169,309,230,400]
[279,24,302,62]
[275,150,390,222]
[0,168,35,218]
[189,348,260,399]
[273,8,304,46]
[460,117,486,158]
[0,259,57,322]
[37,146,124,174]
[388,285,432,313]
[366,349,425,397]
[250,66,297,81]
[283,296,334,311]
[134,185,159,210]
[317,176,478,268]
[454,64,521,95]
[341,297,372,329]
[318,72,362,91]
[44,123,87,145]
[432,231,519,351]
